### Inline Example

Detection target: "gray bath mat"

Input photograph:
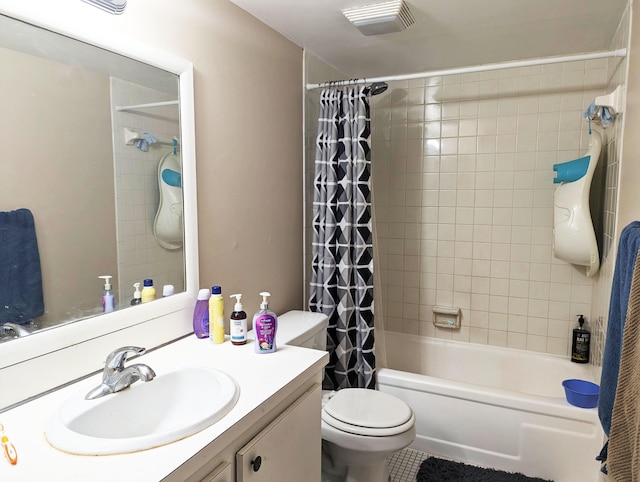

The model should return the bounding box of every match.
[416,457,553,482]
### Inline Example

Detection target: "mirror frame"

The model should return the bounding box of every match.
[0,3,199,410]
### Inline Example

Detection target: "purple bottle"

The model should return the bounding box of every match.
[193,288,210,338]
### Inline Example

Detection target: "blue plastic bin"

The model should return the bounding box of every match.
[562,379,599,408]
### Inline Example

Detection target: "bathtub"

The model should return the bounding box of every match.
[377,331,604,482]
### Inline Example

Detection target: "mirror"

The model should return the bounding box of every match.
[0,14,187,343]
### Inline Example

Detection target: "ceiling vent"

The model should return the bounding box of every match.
[342,0,415,36]
[81,0,127,15]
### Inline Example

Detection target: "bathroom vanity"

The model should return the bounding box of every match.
[1,335,327,481]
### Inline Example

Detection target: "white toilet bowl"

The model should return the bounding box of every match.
[276,311,416,482]
[321,388,416,482]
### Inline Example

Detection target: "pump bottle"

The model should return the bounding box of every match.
[141,279,156,303]
[209,286,225,344]
[230,294,247,345]
[130,282,142,305]
[571,314,591,363]
[99,275,115,313]
[253,292,277,354]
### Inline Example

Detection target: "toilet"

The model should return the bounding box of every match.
[278,310,416,482]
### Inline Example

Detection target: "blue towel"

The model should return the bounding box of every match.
[598,221,640,436]
[0,209,44,324]
[133,132,158,152]
[583,101,613,127]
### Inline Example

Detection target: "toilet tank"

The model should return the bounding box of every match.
[277,310,328,350]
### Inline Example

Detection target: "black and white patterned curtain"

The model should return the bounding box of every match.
[309,86,375,391]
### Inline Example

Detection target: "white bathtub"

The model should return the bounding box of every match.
[377,331,604,482]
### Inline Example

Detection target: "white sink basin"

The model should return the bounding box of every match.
[45,365,239,455]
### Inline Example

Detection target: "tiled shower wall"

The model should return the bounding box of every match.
[371,54,627,355]
[304,4,629,358]
[111,78,184,307]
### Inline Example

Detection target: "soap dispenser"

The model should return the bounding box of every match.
[230,294,247,345]
[130,282,142,305]
[253,292,277,354]
[571,314,591,363]
[99,275,115,313]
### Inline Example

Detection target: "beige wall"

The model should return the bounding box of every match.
[93,0,304,320]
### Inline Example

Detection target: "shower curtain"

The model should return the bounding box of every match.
[309,86,375,391]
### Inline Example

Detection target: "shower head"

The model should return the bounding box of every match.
[369,82,389,96]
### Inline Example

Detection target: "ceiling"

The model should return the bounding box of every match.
[228,0,629,80]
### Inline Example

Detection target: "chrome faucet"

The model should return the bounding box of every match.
[1,322,31,337]
[85,346,156,400]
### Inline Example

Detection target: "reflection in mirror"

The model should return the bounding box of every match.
[0,14,186,343]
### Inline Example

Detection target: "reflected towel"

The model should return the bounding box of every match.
[608,248,640,481]
[583,101,613,127]
[0,209,44,324]
[133,132,158,152]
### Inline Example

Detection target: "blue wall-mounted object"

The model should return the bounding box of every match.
[553,155,590,184]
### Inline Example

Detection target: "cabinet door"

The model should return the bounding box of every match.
[236,384,321,481]
[201,461,232,482]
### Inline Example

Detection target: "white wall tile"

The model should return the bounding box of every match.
[368,51,624,358]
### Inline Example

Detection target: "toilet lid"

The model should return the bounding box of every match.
[322,388,414,436]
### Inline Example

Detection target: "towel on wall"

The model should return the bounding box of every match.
[608,248,640,481]
[0,209,44,324]
[583,101,613,127]
[598,221,640,436]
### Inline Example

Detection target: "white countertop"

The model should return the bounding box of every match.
[0,334,328,481]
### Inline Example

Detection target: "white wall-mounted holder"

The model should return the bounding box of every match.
[552,128,602,277]
[433,306,461,329]
[595,85,624,115]
[123,127,179,147]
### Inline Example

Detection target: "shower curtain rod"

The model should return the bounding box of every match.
[306,48,627,90]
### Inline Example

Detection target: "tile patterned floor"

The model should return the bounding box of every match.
[388,448,430,482]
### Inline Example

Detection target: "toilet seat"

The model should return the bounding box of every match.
[322,388,415,437]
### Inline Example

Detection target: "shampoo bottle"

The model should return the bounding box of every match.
[209,285,225,344]
[193,288,210,339]
[230,294,247,345]
[99,275,115,313]
[571,314,591,363]
[253,292,277,354]
[141,279,156,303]
[130,282,142,305]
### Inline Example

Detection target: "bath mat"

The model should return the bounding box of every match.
[416,457,553,482]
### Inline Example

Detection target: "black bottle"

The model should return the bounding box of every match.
[571,315,590,363]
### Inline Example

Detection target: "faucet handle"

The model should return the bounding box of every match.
[105,346,146,370]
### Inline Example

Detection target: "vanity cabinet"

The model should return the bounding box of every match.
[236,383,321,481]
[168,381,322,482]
